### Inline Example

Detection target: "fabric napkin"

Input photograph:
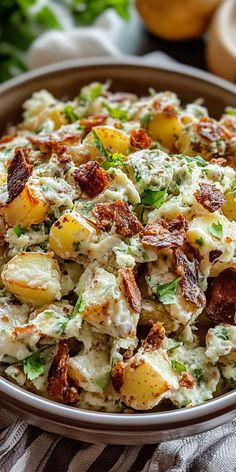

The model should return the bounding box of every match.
[1,9,235,472]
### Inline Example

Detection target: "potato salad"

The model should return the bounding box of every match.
[0,82,236,413]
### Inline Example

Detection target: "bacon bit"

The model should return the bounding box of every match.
[111,363,124,392]
[143,322,165,350]
[0,134,16,145]
[221,118,236,137]
[119,267,141,314]
[29,130,79,149]
[130,129,152,149]
[56,145,72,164]
[179,372,195,389]
[210,157,227,166]
[80,114,107,133]
[194,182,226,213]
[47,340,79,404]
[73,160,110,198]
[152,102,177,118]
[140,215,187,251]
[197,117,229,142]
[174,246,206,308]
[209,250,223,263]
[7,148,32,203]
[92,200,143,237]
[206,268,236,324]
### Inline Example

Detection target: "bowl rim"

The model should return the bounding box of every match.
[0,57,236,429]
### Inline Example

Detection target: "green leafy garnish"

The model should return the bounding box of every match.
[176,154,207,168]
[194,368,204,385]
[195,237,204,247]
[103,102,128,121]
[71,290,86,318]
[79,82,103,105]
[230,180,236,194]
[156,277,182,305]
[35,5,61,29]
[13,224,25,237]
[141,188,167,209]
[217,328,229,341]
[208,222,223,239]
[167,343,181,354]
[43,310,55,318]
[64,105,78,123]
[23,350,44,381]
[140,113,151,128]
[72,0,130,24]
[171,360,186,373]
[225,107,236,116]
[102,152,126,170]
[55,320,68,335]
[92,129,109,158]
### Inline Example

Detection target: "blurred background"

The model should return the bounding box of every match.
[0,0,235,84]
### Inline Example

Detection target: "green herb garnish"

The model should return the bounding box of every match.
[175,154,207,168]
[217,328,229,341]
[103,102,128,121]
[194,368,204,385]
[208,222,223,239]
[225,107,236,116]
[171,360,186,372]
[79,82,103,105]
[141,188,167,209]
[195,237,204,247]
[156,277,182,305]
[140,113,151,128]
[13,224,25,237]
[167,343,181,354]
[71,289,86,318]
[64,105,78,123]
[230,180,236,194]
[23,350,44,381]
[92,129,109,158]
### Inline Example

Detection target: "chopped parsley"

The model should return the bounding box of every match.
[171,360,186,372]
[208,221,223,239]
[103,102,128,121]
[217,328,229,341]
[141,188,167,209]
[71,289,86,318]
[194,368,204,385]
[225,107,236,116]
[155,277,182,305]
[79,82,103,106]
[64,105,78,123]
[13,224,25,237]
[230,180,236,194]
[102,152,126,170]
[195,237,204,247]
[23,350,45,381]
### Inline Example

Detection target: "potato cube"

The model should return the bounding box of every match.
[2,252,61,306]
[113,350,178,410]
[3,186,49,228]
[49,212,96,260]
[68,350,111,393]
[148,113,182,149]
[85,126,130,158]
[222,189,236,221]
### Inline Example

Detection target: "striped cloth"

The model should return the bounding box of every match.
[1,408,236,472]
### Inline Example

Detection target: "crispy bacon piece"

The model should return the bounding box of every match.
[7,148,32,203]
[143,321,165,350]
[29,130,79,149]
[205,268,236,324]
[111,363,124,392]
[152,102,177,118]
[47,340,78,404]
[56,145,72,164]
[179,372,195,389]
[140,215,187,251]
[0,134,16,145]
[80,114,107,133]
[209,250,223,263]
[197,117,230,142]
[73,160,110,198]
[119,267,141,314]
[92,200,143,237]
[194,182,226,213]
[130,129,152,149]
[174,246,206,308]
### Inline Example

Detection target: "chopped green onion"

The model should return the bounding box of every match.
[156,277,182,305]
[171,360,186,372]
[13,224,25,237]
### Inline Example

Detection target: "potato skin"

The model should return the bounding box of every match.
[3,186,49,228]
[85,126,130,157]
[2,252,61,306]
[148,113,182,149]
[222,190,236,221]
[49,212,96,260]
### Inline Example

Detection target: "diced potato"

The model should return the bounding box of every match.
[222,190,236,221]
[3,186,49,228]
[84,126,130,158]
[2,252,61,306]
[148,113,182,149]
[113,350,178,410]
[68,350,111,393]
[49,212,97,260]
